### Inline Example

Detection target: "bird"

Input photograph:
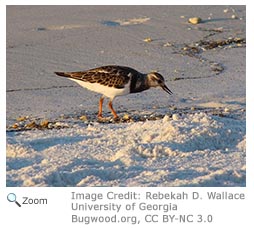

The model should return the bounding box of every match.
[54,65,173,120]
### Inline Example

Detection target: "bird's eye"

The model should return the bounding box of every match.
[157,79,162,83]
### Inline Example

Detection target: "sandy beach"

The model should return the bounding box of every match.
[6,5,245,187]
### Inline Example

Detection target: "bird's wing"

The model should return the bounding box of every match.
[55,66,140,88]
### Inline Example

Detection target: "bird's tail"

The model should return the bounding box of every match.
[54,72,70,77]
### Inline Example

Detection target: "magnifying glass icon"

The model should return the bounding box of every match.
[7,193,21,207]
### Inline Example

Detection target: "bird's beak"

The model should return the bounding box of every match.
[162,84,173,95]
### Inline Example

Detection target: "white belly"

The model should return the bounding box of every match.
[69,78,130,100]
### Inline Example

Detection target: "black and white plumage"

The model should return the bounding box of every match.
[55,65,172,119]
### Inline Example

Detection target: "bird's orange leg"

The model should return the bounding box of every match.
[98,97,104,119]
[108,100,119,120]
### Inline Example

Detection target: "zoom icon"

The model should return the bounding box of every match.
[7,193,21,207]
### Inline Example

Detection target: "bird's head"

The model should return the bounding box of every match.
[147,72,173,95]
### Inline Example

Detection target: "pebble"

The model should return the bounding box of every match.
[143,37,152,42]
[172,113,180,121]
[79,115,88,121]
[12,123,19,129]
[52,122,69,128]
[210,63,224,72]
[48,123,54,129]
[231,14,238,19]
[163,42,172,47]
[122,114,131,120]
[224,107,230,112]
[25,121,37,128]
[54,122,63,127]
[16,116,27,121]
[188,17,202,24]
[40,119,49,128]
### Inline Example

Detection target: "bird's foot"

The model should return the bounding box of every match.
[97,114,106,122]
[112,116,120,122]
[97,112,104,118]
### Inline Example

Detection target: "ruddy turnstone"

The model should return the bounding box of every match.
[54,65,172,119]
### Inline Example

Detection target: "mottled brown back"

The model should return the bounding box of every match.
[55,65,142,88]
